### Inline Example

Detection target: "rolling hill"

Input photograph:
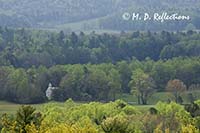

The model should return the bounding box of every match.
[0,0,199,31]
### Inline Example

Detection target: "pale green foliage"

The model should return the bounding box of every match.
[156,102,192,131]
[129,69,155,104]
[101,114,129,133]
[41,99,139,132]
[194,100,200,106]
[1,106,42,133]
[2,100,200,132]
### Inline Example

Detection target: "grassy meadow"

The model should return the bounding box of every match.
[1,90,200,115]
[0,101,43,115]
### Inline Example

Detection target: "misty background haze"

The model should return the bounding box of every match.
[0,0,199,31]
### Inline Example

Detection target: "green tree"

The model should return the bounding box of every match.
[2,106,42,133]
[117,61,132,93]
[5,69,30,103]
[129,69,156,105]
[60,65,85,100]
[107,69,122,101]
[85,68,110,101]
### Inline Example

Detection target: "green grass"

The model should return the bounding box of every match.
[0,101,20,115]
[117,91,200,105]
[0,101,43,115]
[1,91,200,115]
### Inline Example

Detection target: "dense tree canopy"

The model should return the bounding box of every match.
[0,27,200,104]
[0,28,200,68]
[0,57,199,104]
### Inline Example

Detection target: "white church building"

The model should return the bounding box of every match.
[46,83,59,100]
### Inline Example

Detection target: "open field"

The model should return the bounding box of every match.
[0,101,154,117]
[0,101,20,115]
[0,101,43,115]
[117,91,200,104]
[1,91,200,115]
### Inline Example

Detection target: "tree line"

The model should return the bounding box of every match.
[0,27,200,68]
[0,57,200,104]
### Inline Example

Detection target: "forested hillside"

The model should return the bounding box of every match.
[0,0,133,28]
[100,0,200,31]
[0,0,199,31]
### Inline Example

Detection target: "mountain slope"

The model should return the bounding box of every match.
[0,0,134,28]
[0,0,199,31]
